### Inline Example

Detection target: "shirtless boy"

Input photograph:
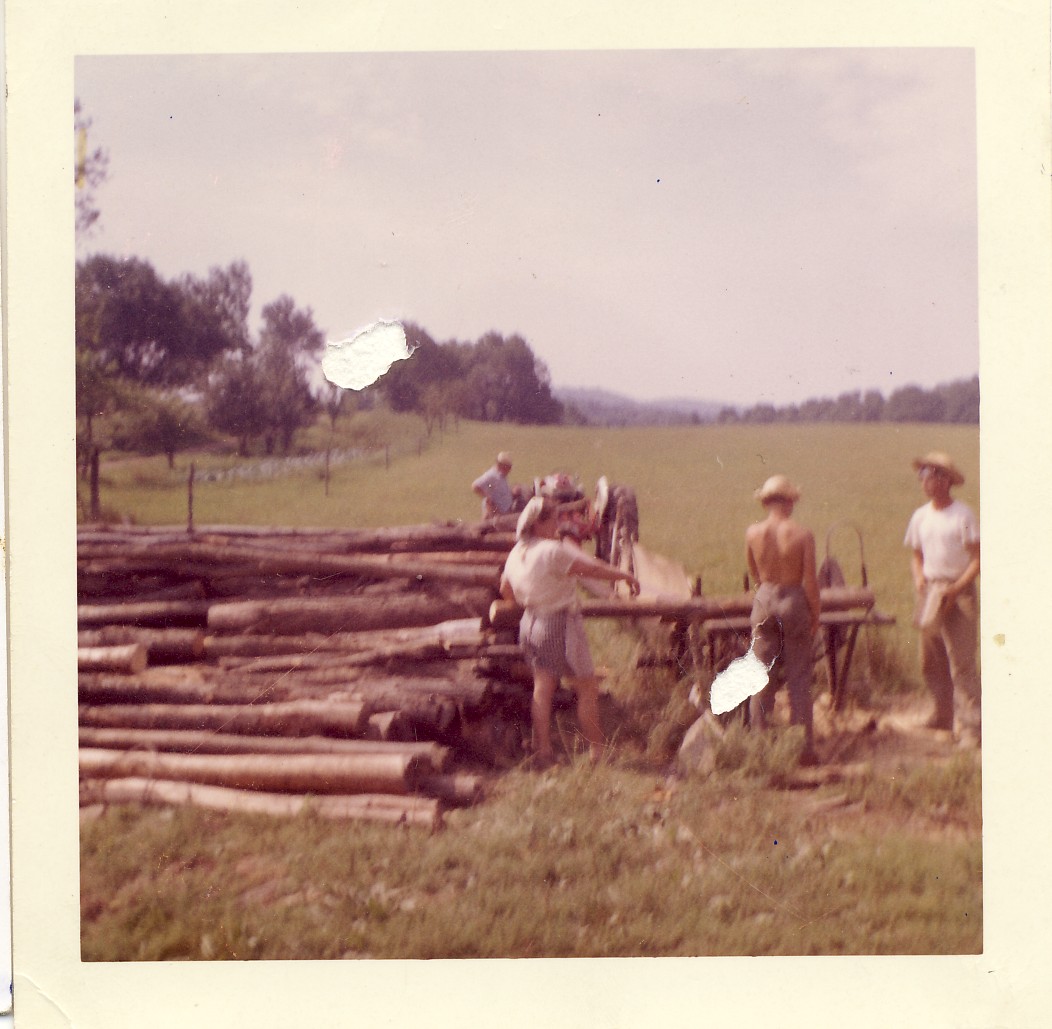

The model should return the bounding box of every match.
[745,474,821,764]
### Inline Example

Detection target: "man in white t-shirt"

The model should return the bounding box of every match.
[903,451,980,735]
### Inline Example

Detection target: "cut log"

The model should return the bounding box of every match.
[207,590,494,635]
[79,541,502,589]
[78,575,208,603]
[226,639,448,674]
[79,777,442,828]
[80,747,426,794]
[355,694,460,739]
[78,627,205,664]
[78,599,212,628]
[77,726,452,769]
[366,711,414,742]
[78,644,148,675]
[203,618,485,660]
[79,669,294,706]
[78,699,369,738]
[80,522,515,553]
[385,550,508,566]
[487,587,877,630]
[286,672,493,711]
[79,666,491,714]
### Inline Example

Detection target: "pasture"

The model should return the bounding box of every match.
[79,415,982,959]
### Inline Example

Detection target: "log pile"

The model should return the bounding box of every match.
[78,520,887,828]
[77,521,526,830]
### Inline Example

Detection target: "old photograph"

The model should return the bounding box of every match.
[73,47,980,959]
[5,1,1050,1025]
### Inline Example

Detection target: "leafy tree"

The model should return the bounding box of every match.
[935,376,979,424]
[462,332,563,424]
[885,384,947,423]
[744,402,777,424]
[380,323,465,413]
[205,352,269,456]
[75,349,120,455]
[420,381,466,436]
[255,295,325,453]
[74,99,109,237]
[321,381,353,433]
[860,389,885,422]
[76,255,247,387]
[832,391,863,422]
[177,261,254,358]
[111,389,213,469]
[797,396,837,422]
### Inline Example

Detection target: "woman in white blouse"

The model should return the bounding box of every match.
[500,497,639,768]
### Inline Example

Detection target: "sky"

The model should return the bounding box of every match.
[74,49,978,408]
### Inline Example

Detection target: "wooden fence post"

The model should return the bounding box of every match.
[187,462,195,534]
[89,447,101,521]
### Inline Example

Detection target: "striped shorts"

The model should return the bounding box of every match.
[519,607,595,678]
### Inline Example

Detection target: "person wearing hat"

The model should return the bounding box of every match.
[904,452,980,734]
[745,474,821,765]
[500,496,640,768]
[472,451,515,519]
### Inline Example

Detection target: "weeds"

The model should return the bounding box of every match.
[79,418,981,959]
[82,745,982,959]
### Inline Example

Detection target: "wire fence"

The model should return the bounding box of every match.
[192,439,427,484]
[192,447,372,483]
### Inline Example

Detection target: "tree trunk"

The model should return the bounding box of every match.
[81,522,515,553]
[78,699,369,738]
[366,711,414,742]
[78,579,209,605]
[202,618,485,660]
[78,599,213,628]
[80,746,427,795]
[487,587,877,629]
[80,540,503,589]
[78,627,205,664]
[79,669,289,706]
[78,644,148,675]
[89,446,101,520]
[206,591,493,635]
[77,726,452,769]
[80,777,442,828]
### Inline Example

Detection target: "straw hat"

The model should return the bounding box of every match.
[754,474,801,504]
[912,451,964,486]
[516,496,546,540]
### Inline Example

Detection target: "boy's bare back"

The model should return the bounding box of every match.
[746,516,815,587]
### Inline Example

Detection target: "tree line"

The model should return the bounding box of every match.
[74,97,977,492]
[75,251,566,471]
[715,377,979,426]
[74,101,565,478]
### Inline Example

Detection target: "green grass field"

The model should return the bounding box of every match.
[85,412,978,629]
[80,413,982,959]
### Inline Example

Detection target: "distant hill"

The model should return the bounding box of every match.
[555,387,725,427]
